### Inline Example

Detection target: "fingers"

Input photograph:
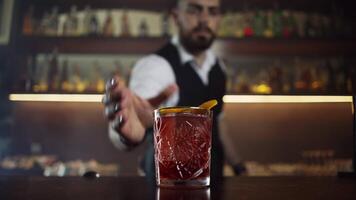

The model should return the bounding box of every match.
[111,114,124,131]
[104,103,120,120]
[103,76,127,120]
[148,83,178,107]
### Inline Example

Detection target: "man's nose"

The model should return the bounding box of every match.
[198,9,210,24]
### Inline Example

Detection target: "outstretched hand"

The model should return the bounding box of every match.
[103,76,178,145]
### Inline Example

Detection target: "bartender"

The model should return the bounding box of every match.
[103,0,245,181]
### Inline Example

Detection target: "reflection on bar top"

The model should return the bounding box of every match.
[9,94,353,103]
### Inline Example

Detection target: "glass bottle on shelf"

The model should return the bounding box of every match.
[305,13,317,38]
[268,60,283,94]
[120,9,131,37]
[90,62,105,93]
[23,5,34,35]
[38,12,50,36]
[282,66,293,94]
[113,60,127,83]
[60,59,73,93]
[252,68,272,94]
[332,59,347,93]
[221,10,232,37]
[103,11,115,37]
[294,59,311,93]
[253,9,264,37]
[161,11,170,37]
[33,55,50,93]
[138,19,149,37]
[321,15,332,38]
[217,11,228,37]
[235,69,250,94]
[89,9,100,36]
[82,5,92,35]
[293,11,307,38]
[47,6,59,36]
[272,4,283,38]
[234,12,244,38]
[310,67,323,93]
[242,5,254,38]
[281,10,296,38]
[71,64,87,93]
[330,4,344,37]
[25,56,35,92]
[63,5,79,36]
[264,10,274,38]
[47,48,60,92]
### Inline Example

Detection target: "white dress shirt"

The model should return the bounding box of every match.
[109,36,229,152]
[129,36,219,107]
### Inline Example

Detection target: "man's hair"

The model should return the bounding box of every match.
[172,0,181,7]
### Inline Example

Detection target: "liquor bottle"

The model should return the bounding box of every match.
[47,48,60,92]
[62,13,70,36]
[38,12,50,35]
[138,19,149,37]
[112,60,126,83]
[120,9,131,37]
[103,11,114,37]
[234,12,244,38]
[60,59,73,93]
[90,62,105,93]
[236,70,250,93]
[222,10,233,37]
[161,11,170,37]
[253,9,264,37]
[310,67,323,93]
[330,4,344,37]
[82,5,92,35]
[293,11,307,38]
[217,11,228,37]
[294,61,311,93]
[23,5,34,35]
[263,10,274,38]
[305,13,317,38]
[268,61,283,93]
[71,64,87,93]
[282,67,292,94]
[242,5,254,38]
[272,4,283,38]
[47,6,59,36]
[310,13,323,37]
[63,6,79,36]
[88,9,100,36]
[24,56,35,92]
[281,10,296,38]
[35,55,50,92]
[321,15,332,37]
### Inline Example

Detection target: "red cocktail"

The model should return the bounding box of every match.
[153,107,212,187]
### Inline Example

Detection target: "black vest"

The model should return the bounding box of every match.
[155,43,227,180]
[155,43,226,119]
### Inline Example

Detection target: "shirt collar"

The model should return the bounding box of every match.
[171,35,216,67]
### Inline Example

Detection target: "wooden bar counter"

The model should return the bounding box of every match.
[1,176,356,200]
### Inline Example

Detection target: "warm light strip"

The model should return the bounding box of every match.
[9,94,102,103]
[9,94,353,103]
[223,95,353,103]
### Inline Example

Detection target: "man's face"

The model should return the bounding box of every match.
[174,0,221,53]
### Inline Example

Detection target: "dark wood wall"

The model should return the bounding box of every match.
[9,101,353,175]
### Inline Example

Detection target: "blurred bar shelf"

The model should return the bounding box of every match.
[19,36,356,56]
[9,94,353,103]
[24,0,347,12]
[19,36,169,55]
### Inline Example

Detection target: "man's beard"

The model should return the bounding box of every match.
[180,24,216,54]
